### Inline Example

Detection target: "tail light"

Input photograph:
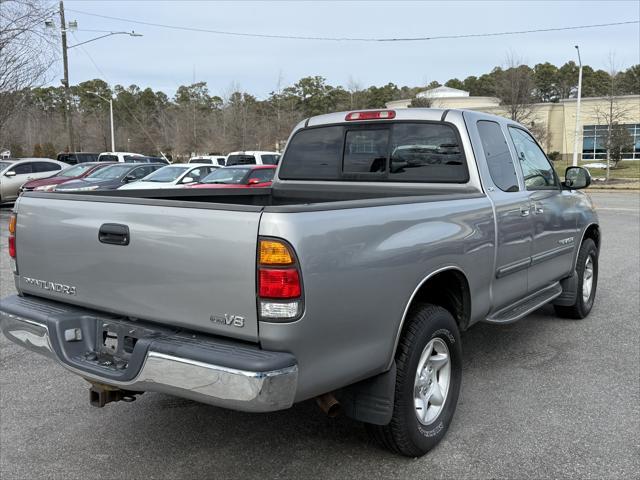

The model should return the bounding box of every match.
[8,212,17,273]
[345,110,396,121]
[257,238,302,320]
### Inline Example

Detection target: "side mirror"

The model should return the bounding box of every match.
[563,166,591,190]
[123,174,137,183]
[247,178,261,185]
[181,176,194,184]
[4,170,16,177]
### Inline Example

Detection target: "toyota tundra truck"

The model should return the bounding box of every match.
[0,108,599,457]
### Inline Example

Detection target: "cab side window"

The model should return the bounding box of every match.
[508,127,559,190]
[477,121,519,192]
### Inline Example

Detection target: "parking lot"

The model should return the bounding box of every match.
[0,191,638,479]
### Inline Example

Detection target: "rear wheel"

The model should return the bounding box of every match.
[554,238,598,319]
[367,304,462,457]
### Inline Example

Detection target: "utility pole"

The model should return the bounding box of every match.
[571,45,583,167]
[48,4,141,153]
[59,0,74,152]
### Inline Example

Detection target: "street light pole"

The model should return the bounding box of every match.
[572,45,583,167]
[88,92,115,152]
[108,98,115,152]
[59,0,74,152]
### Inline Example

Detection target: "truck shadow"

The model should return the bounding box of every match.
[110,305,571,475]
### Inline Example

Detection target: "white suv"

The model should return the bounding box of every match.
[188,155,226,166]
[225,151,280,166]
[98,152,146,163]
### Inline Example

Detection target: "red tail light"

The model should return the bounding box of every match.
[257,238,303,320]
[8,212,17,273]
[345,110,396,121]
[8,213,16,258]
[8,236,16,258]
[258,268,301,298]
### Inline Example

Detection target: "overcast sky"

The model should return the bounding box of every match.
[61,0,639,98]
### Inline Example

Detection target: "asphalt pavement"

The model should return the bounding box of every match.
[1,192,638,479]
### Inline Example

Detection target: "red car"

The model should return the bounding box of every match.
[187,165,276,189]
[20,162,116,193]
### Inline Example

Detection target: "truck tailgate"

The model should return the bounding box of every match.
[14,195,261,342]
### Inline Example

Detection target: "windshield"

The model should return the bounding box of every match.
[87,164,132,180]
[0,161,13,171]
[200,167,249,184]
[59,164,95,178]
[143,166,188,182]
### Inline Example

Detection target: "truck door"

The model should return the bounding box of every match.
[507,126,578,293]
[469,118,533,311]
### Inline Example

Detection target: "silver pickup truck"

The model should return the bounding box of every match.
[1,108,599,457]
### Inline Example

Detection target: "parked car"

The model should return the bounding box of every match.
[20,162,117,193]
[187,165,276,189]
[0,158,69,204]
[55,163,165,192]
[1,109,599,458]
[188,155,226,166]
[97,152,145,163]
[118,164,218,190]
[57,152,99,165]
[225,150,280,166]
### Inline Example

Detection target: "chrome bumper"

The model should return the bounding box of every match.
[0,296,298,412]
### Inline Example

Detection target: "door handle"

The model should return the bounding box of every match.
[98,223,130,246]
[520,205,531,217]
[533,202,544,214]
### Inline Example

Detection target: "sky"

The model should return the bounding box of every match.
[58,0,640,99]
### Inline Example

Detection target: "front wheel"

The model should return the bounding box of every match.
[367,304,462,457]
[554,238,598,319]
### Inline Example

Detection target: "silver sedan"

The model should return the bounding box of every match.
[0,158,70,204]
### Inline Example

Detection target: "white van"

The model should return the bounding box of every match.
[188,155,226,166]
[225,151,280,166]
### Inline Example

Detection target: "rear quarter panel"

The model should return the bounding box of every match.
[258,196,495,401]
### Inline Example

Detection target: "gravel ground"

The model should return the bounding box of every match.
[1,192,638,480]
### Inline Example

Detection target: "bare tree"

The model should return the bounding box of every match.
[497,53,535,124]
[0,0,57,143]
[591,54,633,180]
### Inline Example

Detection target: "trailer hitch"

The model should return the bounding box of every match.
[88,382,143,408]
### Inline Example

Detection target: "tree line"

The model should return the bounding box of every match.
[2,61,638,160]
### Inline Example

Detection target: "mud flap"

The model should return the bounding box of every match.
[336,362,396,426]
[553,271,578,306]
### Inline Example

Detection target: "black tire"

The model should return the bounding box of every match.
[367,304,462,457]
[554,238,598,319]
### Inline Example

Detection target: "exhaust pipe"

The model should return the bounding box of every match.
[315,393,341,418]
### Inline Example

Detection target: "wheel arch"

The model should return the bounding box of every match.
[387,266,471,369]
[575,223,600,269]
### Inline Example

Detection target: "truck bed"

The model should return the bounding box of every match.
[40,182,483,213]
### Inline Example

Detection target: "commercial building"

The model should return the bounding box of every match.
[386,87,640,162]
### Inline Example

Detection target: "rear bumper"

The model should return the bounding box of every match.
[0,295,298,412]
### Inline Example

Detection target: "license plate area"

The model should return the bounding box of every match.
[95,321,156,367]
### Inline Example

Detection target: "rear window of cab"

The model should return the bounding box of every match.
[279,122,468,183]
